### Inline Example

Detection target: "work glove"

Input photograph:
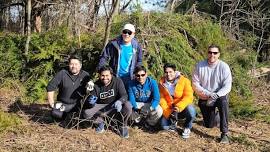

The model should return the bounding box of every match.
[207,93,219,106]
[54,102,66,112]
[87,95,98,106]
[86,80,94,93]
[141,106,151,117]
[112,100,122,112]
[210,93,219,100]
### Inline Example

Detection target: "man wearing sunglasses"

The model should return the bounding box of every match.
[192,44,232,144]
[127,66,163,129]
[159,63,196,139]
[98,23,143,89]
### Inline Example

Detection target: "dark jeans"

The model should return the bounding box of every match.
[83,101,132,127]
[51,102,77,120]
[198,95,229,134]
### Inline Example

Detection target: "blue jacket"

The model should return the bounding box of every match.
[128,77,160,110]
[98,35,143,78]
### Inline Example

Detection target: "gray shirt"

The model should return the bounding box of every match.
[192,59,232,97]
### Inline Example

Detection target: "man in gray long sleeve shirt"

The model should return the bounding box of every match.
[192,44,232,144]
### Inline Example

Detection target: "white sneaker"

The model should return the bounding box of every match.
[182,128,191,139]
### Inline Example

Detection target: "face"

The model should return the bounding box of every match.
[122,29,135,44]
[100,70,112,86]
[135,70,147,85]
[164,67,176,82]
[207,47,220,64]
[68,59,82,75]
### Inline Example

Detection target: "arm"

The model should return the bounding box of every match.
[192,64,211,99]
[175,78,194,112]
[46,70,63,107]
[150,79,160,110]
[98,43,111,70]
[216,65,232,97]
[47,91,55,108]
[127,84,137,109]
[159,85,172,119]
[136,43,143,65]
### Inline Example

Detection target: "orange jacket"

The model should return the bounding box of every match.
[159,75,194,119]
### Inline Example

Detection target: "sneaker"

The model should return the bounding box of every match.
[182,128,191,139]
[220,133,229,144]
[95,122,105,133]
[119,126,129,138]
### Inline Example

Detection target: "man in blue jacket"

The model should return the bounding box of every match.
[128,65,163,128]
[98,23,143,88]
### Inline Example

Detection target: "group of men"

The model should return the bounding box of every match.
[47,23,232,144]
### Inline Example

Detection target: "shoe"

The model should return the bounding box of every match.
[119,126,129,138]
[95,122,105,133]
[182,128,191,139]
[220,133,229,144]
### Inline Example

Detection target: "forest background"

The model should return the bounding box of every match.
[0,0,269,151]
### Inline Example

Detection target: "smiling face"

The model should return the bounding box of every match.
[68,59,82,75]
[100,70,112,86]
[164,67,176,83]
[135,70,147,85]
[207,47,220,64]
[122,29,135,44]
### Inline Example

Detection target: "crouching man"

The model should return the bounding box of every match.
[46,55,90,125]
[83,65,132,138]
[128,66,163,129]
[159,63,196,139]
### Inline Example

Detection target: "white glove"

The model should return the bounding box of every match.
[210,93,219,100]
[86,80,94,93]
[55,102,65,112]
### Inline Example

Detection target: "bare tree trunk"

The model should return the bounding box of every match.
[25,0,31,56]
[103,0,120,48]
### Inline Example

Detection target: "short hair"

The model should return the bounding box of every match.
[134,65,147,74]
[208,44,221,53]
[163,63,176,72]
[68,54,82,64]
[98,65,113,74]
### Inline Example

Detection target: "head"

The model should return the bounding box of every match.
[68,55,82,75]
[121,23,135,44]
[207,44,220,64]
[134,66,148,85]
[98,65,113,86]
[163,63,177,83]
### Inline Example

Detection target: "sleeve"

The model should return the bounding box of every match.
[175,78,194,112]
[216,64,232,97]
[192,64,211,97]
[78,72,91,97]
[46,70,63,92]
[150,79,160,110]
[127,83,137,109]
[159,85,171,119]
[136,43,143,65]
[97,42,111,70]
[117,79,128,103]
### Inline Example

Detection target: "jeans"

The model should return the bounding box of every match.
[161,104,196,129]
[198,95,229,134]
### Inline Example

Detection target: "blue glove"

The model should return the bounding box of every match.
[87,95,98,106]
[112,100,122,112]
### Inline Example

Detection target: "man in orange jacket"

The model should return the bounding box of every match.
[159,63,196,139]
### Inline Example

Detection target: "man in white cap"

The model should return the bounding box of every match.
[98,23,143,88]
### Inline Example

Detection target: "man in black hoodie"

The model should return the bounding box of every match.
[83,65,132,138]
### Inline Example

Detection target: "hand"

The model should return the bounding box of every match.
[86,80,94,93]
[87,95,98,105]
[173,106,180,112]
[113,100,122,112]
[210,93,219,100]
[141,106,150,117]
[170,111,178,121]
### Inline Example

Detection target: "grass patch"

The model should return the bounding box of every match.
[231,133,256,147]
[0,110,22,133]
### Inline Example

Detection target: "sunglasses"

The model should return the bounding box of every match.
[122,29,132,35]
[208,51,219,55]
[135,74,146,78]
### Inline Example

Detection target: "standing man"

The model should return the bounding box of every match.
[83,65,132,138]
[192,44,232,144]
[98,23,143,87]
[128,65,163,128]
[159,63,196,139]
[47,55,90,122]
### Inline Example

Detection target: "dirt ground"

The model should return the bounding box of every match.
[0,81,269,152]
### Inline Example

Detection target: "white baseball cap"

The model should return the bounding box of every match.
[122,23,135,33]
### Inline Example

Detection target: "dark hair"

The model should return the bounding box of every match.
[98,65,113,74]
[68,54,82,63]
[208,44,221,53]
[163,63,176,72]
[134,65,147,74]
